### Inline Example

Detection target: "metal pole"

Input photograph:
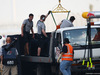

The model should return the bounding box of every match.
[87,19,90,67]
[66,11,70,20]
[87,18,93,68]
[51,12,57,26]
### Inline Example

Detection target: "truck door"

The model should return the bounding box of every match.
[54,33,62,60]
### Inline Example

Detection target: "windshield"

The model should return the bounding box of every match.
[63,28,100,46]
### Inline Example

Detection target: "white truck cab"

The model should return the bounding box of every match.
[55,26,100,61]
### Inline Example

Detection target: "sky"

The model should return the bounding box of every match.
[0,0,100,34]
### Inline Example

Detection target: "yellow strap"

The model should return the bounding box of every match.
[87,62,89,67]
[82,60,85,65]
[89,58,93,68]
[90,58,92,63]
[90,63,93,68]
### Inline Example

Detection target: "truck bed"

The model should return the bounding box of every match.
[8,33,51,57]
[21,55,52,63]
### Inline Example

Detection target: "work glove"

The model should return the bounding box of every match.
[57,59,60,63]
[57,54,62,63]
[47,11,51,15]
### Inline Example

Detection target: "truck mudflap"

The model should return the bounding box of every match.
[21,56,52,63]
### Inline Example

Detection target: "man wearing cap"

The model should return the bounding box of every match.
[57,38,73,75]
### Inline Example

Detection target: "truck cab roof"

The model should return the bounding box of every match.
[56,26,100,33]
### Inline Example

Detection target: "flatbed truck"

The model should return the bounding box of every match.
[8,26,100,75]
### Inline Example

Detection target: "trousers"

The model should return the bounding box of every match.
[60,60,72,75]
[2,65,17,75]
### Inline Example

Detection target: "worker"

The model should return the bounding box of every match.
[0,37,18,75]
[21,13,35,55]
[60,16,75,28]
[37,15,48,56]
[37,11,51,56]
[57,38,73,75]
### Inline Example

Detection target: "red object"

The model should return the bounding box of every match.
[93,32,100,41]
[87,13,95,17]
[56,25,60,30]
[10,51,12,54]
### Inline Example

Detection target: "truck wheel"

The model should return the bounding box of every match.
[37,64,51,75]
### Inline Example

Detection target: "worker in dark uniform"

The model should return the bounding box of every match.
[21,13,35,55]
[57,38,73,75]
[37,11,51,56]
[0,37,18,75]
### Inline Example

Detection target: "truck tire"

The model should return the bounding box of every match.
[37,64,43,75]
[37,64,51,75]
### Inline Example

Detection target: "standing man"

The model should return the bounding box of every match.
[21,13,35,55]
[57,38,73,75]
[60,16,75,28]
[0,37,18,75]
[37,15,48,56]
[37,11,51,56]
